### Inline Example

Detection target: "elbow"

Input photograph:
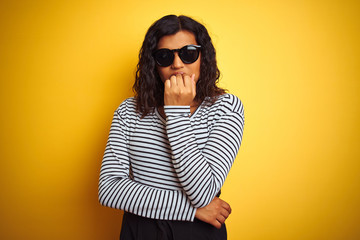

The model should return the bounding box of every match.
[98,190,105,206]
[98,175,126,208]
[98,180,108,207]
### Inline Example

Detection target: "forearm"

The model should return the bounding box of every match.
[164,105,244,208]
[98,106,196,221]
[99,177,195,221]
[99,147,196,221]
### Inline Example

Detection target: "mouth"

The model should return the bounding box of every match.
[172,72,185,76]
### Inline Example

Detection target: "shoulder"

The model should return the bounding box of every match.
[114,97,140,120]
[208,93,244,116]
[198,94,244,133]
[115,97,137,114]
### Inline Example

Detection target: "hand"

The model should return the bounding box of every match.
[164,73,196,106]
[195,197,232,229]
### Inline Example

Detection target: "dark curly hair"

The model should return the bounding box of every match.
[133,15,226,117]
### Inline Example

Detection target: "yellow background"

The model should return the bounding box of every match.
[0,0,359,239]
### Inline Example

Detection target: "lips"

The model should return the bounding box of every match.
[172,72,185,76]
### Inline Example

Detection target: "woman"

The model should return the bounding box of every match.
[99,15,244,240]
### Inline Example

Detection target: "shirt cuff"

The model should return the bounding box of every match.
[164,106,191,117]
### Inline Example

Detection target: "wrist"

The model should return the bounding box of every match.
[163,105,191,118]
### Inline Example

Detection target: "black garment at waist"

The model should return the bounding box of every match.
[120,212,227,240]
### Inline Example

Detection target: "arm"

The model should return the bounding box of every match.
[163,74,244,208]
[98,100,196,221]
[164,98,244,208]
[163,74,244,227]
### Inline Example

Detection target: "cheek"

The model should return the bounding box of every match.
[156,67,167,82]
[193,62,201,82]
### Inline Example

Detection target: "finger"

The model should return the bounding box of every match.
[164,79,171,89]
[212,220,222,229]
[176,74,184,88]
[182,74,190,87]
[216,215,226,224]
[182,74,192,94]
[170,75,177,87]
[191,73,195,83]
[221,201,231,213]
[191,73,196,97]
[220,208,230,219]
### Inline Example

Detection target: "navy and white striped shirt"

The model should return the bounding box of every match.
[99,93,244,221]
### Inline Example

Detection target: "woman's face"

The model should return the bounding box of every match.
[156,30,201,83]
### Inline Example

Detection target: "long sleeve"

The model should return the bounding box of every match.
[98,100,196,221]
[164,94,244,208]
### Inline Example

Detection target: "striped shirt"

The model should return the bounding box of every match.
[98,93,244,221]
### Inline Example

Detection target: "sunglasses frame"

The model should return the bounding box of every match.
[153,44,202,67]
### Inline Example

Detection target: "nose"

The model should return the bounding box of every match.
[171,52,184,69]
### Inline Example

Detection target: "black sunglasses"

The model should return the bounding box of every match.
[153,45,201,67]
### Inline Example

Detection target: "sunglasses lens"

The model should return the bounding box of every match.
[154,45,201,66]
[154,49,173,67]
[180,46,200,64]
